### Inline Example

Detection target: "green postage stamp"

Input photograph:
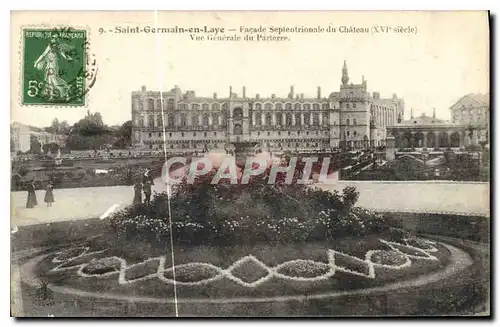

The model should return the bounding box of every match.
[22,28,91,106]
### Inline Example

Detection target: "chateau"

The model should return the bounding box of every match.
[130,61,405,153]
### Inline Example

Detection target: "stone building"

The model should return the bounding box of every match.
[130,61,405,153]
[386,93,490,152]
[10,122,67,153]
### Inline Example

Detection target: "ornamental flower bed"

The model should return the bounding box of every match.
[109,155,390,246]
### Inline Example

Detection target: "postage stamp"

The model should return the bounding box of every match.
[21,27,92,106]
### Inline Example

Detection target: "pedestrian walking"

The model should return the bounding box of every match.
[44,181,55,207]
[26,180,38,208]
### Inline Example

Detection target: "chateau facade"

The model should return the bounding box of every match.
[131,62,405,153]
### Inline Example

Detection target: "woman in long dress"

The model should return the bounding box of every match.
[33,37,75,101]
[26,180,38,208]
[133,181,143,205]
[44,182,55,207]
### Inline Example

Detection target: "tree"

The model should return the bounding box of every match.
[29,135,42,154]
[42,142,60,154]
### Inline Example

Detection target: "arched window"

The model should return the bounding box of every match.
[313,104,320,110]
[146,99,154,111]
[265,113,272,125]
[167,98,175,110]
[222,103,228,110]
[304,104,311,110]
[202,103,209,111]
[156,99,162,110]
[255,103,262,110]
[264,103,272,110]
[233,107,243,118]
[285,103,292,110]
[180,103,188,111]
[295,113,301,125]
[180,114,187,127]
[192,115,199,126]
[191,104,200,110]
[276,103,283,110]
[276,113,283,126]
[313,113,319,125]
[139,116,144,127]
[167,115,174,127]
[346,119,350,125]
[304,113,311,125]
[321,103,328,110]
[203,114,210,126]
[212,113,219,125]
[322,113,328,125]
[346,103,350,109]
[353,119,357,125]
[212,103,220,110]
[354,131,357,136]
[148,115,155,127]
[255,113,262,126]
[157,114,163,126]
[294,103,301,110]
[286,113,292,126]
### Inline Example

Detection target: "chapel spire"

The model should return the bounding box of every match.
[341,60,349,85]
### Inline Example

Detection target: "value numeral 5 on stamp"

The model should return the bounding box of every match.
[22,28,97,106]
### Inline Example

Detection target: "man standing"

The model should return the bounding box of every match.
[143,180,152,205]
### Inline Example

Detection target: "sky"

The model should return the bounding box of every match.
[11,11,489,127]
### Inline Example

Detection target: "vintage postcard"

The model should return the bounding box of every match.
[10,11,490,317]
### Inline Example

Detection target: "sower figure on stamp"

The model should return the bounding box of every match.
[26,180,38,208]
[133,180,142,205]
[143,180,152,205]
[34,37,75,101]
[44,181,54,207]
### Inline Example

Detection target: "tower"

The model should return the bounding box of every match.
[341,60,349,85]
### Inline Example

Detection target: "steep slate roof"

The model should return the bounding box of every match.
[450,93,490,110]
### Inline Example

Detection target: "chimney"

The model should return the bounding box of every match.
[317,86,321,99]
[373,92,380,100]
[433,108,436,119]
[213,92,217,99]
[243,86,246,98]
[229,86,232,97]
[141,85,147,92]
[271,94,276,99]
[256,93,260,100]
[290,85,294,99]
[300,93,304,99]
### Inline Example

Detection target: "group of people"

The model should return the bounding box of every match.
[25,180,55,208]
[133,169,155,205]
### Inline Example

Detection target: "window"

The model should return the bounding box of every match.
[306,131,309,135]
[346,103,350,109]
[347,131,350,136]
[192,115,199,126]
[304,113,311,125]
[212,113,219,125]
[202,103,209,111]
[255,103,262,110]
[304,104,311,110]
[267,132,270,136]
[204,132,207,137]
[295,113,301,125]
[313,104,319,110]
[148,115,155,127]
[265,103,272,110]
[167,98,175,110]
[257,131,260,136]
[312,113,319,125]
[353,103,356,108]
[158,133,161,137]
[321,103,328,110]
[255,113,262,126]
[212,103,220,110]
[146,99,154,110]
[286,103,292,110]
[156,99,162,110]
[193,132,196,137]
[288,131,291,136]
[149,133,152,137]
[346,119,350,125]
[265,113,272,125]
[298,131,300,135]
[354,131,357,136]
[276,103,282,110]
[214,132,217,136]
[181,114,187,126]
[181,132,184,137]
[191,104,200,110]
[180,104,188,111]
[203,114,210,126]
[294,103,301,110]
[353,119,357,125]
[169,133,172,137]
[278,131,281,136]
[286,113,292,126]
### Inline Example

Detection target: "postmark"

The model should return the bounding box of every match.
[21,27,98,106]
